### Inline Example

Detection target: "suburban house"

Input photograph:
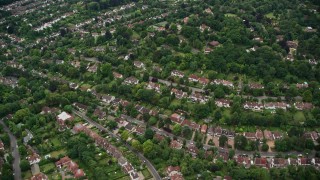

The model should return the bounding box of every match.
[199,77,210,86]
[187,143,199,157]
[0,140,4,151]
[201,124,208,134]
[272,132,283,140]
[124,77,139,85]
[215,99,231,108]
[27,153,41,165]
[263,130,273,140]
[294,102,313,110]
[171,88,188,99]
[254,158,268,168]
[133,61,145,69]
[181,119,200,131]
[189,92,208,103]
[166,166,184,180]
[188,74,199,82]
[40,106,59,115]
[212,79,234,88]
[244,132,257,141]
[270,158,288,168]
[243,102,264,111]
[204,47,212,54]
[87,63,98,73]
[170,140,183,150]
[248,83,264,89]
[56,112,74,131]
[101,95,115,104]
[221,129,235,138]
[208,41,220,47]
[146,82,161,93]
[235,156,252,168]
[93,108,106,120]
[113,72,123,79]
[296,82,308,89]
[199,24,210,32]
[171,70,185,78]
[56,156,85,179]
[170,113,185,124]
[303,131,319,141]
[31,173,48,180]
[264,102,289,110]
[72,102,88,112]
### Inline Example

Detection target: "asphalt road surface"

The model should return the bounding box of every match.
[0,120,22,180]
[73,110,162,180]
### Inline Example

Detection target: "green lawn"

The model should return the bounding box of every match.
[22,170,32,179]
[225,13,237,17]
[51,137,61,147]
[265,12,276,19]
[294,111,306,122]
[116,175,131,180]
[142,169,152,179]
[40,162,55,173]
[49,172,61,180]
[222,109,231,119]
[50,149,66,158]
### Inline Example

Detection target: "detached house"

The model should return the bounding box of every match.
[170,140,183,150]
[208,41,220,47]
[212,79,234,88]
[181,119,200,131]
[27,153,41,165]
[124,77,139,85]
[215,99,231,108]
[170,113,185,124]
[133,61,145,69]
[113,72,123,79]
[56,112,74,131]
[72,102,88,112]
[189,92,209,103]
[188,74,199,82]
[171,70,185,78]
[199,77,210,86]
[31,173,48,180]
[101,95,115,104]
[166,166,183,180]
[294,102,313,110]
[146,82,161,93]
[171,88,187,99]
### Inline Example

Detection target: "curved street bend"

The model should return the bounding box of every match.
[0,120,22,180]
[72,110,162,180]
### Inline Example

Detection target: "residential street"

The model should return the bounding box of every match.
[0,120,22,180]
[72,110,162,180]
[120,114,315,158]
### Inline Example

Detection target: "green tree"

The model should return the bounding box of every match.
[132,140,142,151]
[173,124,182,136]
[303,90,313,102]
[121,130,129,141]
[219,135,228,147]
[143,140,154,155]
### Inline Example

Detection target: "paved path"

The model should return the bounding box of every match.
[0,120,22,180]
[72,110,161,180]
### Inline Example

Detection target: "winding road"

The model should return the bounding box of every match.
[72,110,162,180]
[0,120,22,180]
